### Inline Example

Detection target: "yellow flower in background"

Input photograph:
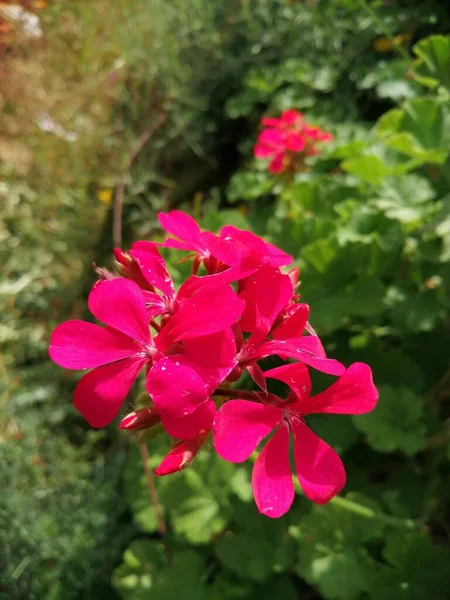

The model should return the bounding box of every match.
[374,33,411,53]
[97,188,113,205]
[34,1,47,8]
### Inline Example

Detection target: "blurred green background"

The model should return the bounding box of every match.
[1,1,450,598]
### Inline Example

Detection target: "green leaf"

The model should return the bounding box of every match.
[385,284,444,332]
[341,155,396,184]
[215,503,297,582]
[353,385,427,455]
[310,275,385,333]
[227,172,273,203]
[375,98,450,165]
[112,540,167,600]
[159,452,236,544]
[295,494,383,600]
[370,531,450,600]
[411,35,450,92]
[372,174,436,224]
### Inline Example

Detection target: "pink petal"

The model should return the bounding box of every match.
[155,431,207,476]
[161,399,215,440]
[142,291,169,319]
[73,356,146,428]
[240,267,293,343]
[49,320,142,370]
[88,278,150,344]
[261,116,283,128]
[281,109,303,125]
[272,303,309,340]
[130,241,174,298]
[213,400,282,463]
[158,210,203,246]
[268,152,286,174]
[246,362,267,392]
[264,362,311,403]
[146,357,209,418]
[302,363,378,415]
[155,284,245,350]
[291,418,346,504]
[182,329,237,394]
[257,338,345,376]
[262,241,293,267]
[254,130,284,157]
[252,422,294,518]
[285,132,306,152]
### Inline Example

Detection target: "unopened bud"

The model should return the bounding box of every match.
[155,431,208,476]
[119,407,161,431]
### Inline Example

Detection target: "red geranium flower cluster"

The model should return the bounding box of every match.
[254,109,333,174]
[49,211,378,518]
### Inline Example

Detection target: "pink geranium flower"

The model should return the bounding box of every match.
[213,362,378,518]
[154,210,293,281]
[49,277,244,428]
[254,109,333,173]
[234,265,345,386]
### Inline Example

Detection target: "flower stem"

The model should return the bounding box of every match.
[139,442,167,537]
[292,478,416,529]
[214,387,261,401]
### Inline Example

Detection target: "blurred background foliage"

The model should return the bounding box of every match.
[1,0,450,598]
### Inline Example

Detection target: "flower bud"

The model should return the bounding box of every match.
[155,431,208,476]
[119,407,161,431]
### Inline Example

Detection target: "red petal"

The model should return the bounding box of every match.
[257,338,345,376]
[241,266,293,342]
[291,419,346,504]
[161,399,215,440]
[130,241,174,298]
[252,422,294,518]
[213,400,282,463]
[158,210,203,247]
[155,431,207,476]
[146,357,209,419]
[88,278,150,344]
[155,284,245,349]
[49,320,141,370]
[302,363,378,415]
[264,362,311,403]
[272,304,309,340]
[246,362,267,392]
[183,329,237,394]
[74,356,146,428]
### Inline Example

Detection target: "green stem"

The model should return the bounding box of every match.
[328,494,416,529]
[357,0,410,62]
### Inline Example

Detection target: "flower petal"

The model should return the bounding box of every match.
[302,363,378,415]
[158,210,203,248]
[73,356,146,428]
[49,320,141,370]
[257,338,345,376]
[88,278,150,344]
[264,362,311,403]
[130,241,174,298]
[182,329,237,394]
[155,431,207,476]
[161,399,215,440]
[291,418,346,504]
[240,266,293,343]
[272,304,309,340]
[252,422,294,518]
[213,400,282,463]
[155,284,245,349]
[146,357,208,419]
